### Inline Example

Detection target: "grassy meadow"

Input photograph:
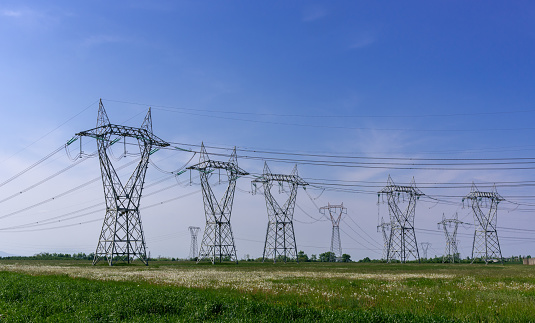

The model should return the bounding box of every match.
[0,260,534,322]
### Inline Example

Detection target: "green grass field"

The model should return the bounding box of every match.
[0,260,534,322]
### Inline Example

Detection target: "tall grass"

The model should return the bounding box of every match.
[0,261,534,321]
[0,271,456,322]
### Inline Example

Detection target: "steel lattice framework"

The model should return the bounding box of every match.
[187,144,248,264]
[464,184,504,264]
[378,176,424,263]
[420,242,431,259]
[377,217,391,261]
[252,163,308,263]
[320,203,347,261]
[438,213,464,263]
[76,99,169,266]
[188,226,201,259]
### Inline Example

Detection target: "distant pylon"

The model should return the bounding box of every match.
[463,183,504,264]
[76,99,169,266]
[187,144,248,264]
[377,217,391,260]
[252,163,308,263]
[420,242,431,259]
[378,176,424,263]
[320,203,347,261]
[188,226,201,259]
[438,212,464,263]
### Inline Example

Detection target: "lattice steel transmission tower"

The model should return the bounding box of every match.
[463,183,504,264]
[320,203,347,261]
[438,213,464,263]
[76,99,169,266]
[188,226,201,259]
[420,242,431,259]
[252,163,308,263]
[377,217,391,261]
[378,176,424,263]
[187,144,248,264]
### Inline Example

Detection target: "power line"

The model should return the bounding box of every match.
[0,145,66,189]
[0,190,202,233]
[0,153,90,205]
[0,100,99,168]
[103,99,535,133]
[165,141,535,162]
[104,98,535,119]
[339,227,382,254]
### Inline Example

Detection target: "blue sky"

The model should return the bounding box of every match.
[0,1,534,260]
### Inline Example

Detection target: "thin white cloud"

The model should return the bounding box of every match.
[302,5,327,22]
[350,32,375,49]
[2,10,22,17]
[81,35,125,47]
[0,7,64,30]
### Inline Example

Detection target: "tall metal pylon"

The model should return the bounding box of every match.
[378,175,424,263]
[377,217,391,261]
[420,242,431,259]
[76,99,169,266]
[188,226,201,259]
[437,212,464,263]
[463,183,504,264]
[187,144,248,264]
[320,203,347,261]
[252,163,308,263]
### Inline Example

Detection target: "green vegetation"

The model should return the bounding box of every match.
[0,260,534,322]
[0,252,95,261]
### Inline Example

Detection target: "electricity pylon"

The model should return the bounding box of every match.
[463,183,504,264]
[187,144,248,264]
[252,163,308,263]
[378,175,424,263]
[377,217,391,261]
[438,213,464,263]
[76,99,169,266]
[320,203,347,261]
[188,226,201,259]
[420,242,431,260]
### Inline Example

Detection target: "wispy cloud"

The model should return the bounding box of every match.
[350,32,375,49]
[302,5,327,22]
[0,6,65,30]
[81,35,126,47]
[2,9,22,17]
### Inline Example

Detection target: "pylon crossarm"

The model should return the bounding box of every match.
[464,190,504,201]
[252,173,308,186]
[188,160,248,175]
[77,124,169,148]
[379,185,424,196]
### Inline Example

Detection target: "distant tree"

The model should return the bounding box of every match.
[310,254,317,262]
[297,250,309,262]
[319,251,335,262]
[341,254,351,262]
[359,257,371,263]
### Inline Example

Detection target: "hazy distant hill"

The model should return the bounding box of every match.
[0,251,18,257]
